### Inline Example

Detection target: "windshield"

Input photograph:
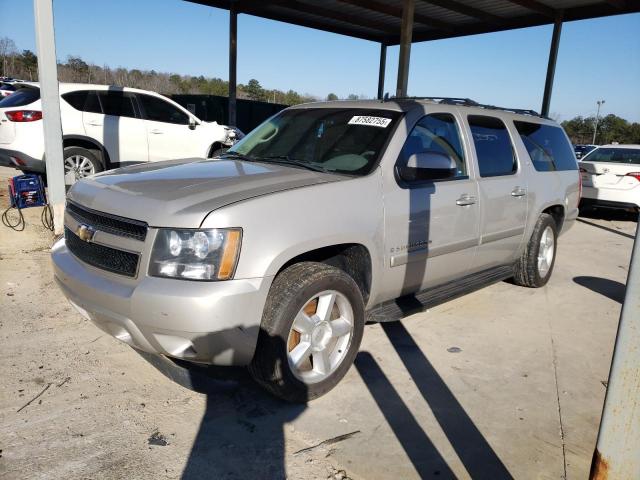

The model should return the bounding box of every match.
[0,87,40,108]
[582,147,640,165]
[228,108,402,175]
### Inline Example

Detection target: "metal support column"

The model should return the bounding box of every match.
[590,216,640,479]
[541,12,563,117]
[228,4,237,126]
[33,0,65,234]
[377,43,387,100]
[395,0,415,98]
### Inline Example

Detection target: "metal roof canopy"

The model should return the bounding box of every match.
[189,0,639,45]
[187,0,639,121]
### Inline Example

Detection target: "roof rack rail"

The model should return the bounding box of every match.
[384,96,547,119]
[387,96,479,107]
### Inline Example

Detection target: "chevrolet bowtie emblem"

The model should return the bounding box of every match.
[76,224,96,242]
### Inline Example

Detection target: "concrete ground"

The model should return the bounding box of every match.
[0,165,636,479]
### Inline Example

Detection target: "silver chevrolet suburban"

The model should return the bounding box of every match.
[52,98,580,402]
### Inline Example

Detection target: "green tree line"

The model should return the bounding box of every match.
[1,36,358,105]
[562,114,640,145]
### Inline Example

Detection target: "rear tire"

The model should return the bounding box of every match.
[249,262,365,402]
[513,213,558,288]
[63,147,102,186]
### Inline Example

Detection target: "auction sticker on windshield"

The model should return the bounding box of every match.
[348,116,392,128]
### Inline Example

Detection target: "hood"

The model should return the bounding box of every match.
[67,158,339,228]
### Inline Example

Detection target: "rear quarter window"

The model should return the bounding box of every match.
[514,121,577,171]
[62,90,101,114]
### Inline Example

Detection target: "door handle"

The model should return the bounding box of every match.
[150,129,164,134]
[511,187,527,197]
[456,194,476,206]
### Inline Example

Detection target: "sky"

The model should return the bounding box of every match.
[1,0,638,122]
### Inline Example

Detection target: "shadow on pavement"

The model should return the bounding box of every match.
[576,218,636,240]
[136,336,307,480]
[573,276,626,304]
[579,207,638,223]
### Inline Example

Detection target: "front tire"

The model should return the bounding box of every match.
[513,213,558,288]
[249,262,365,402]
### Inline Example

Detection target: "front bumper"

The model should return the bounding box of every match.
[52,237,273,366]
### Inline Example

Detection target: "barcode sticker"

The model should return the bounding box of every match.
[348,116,392,128]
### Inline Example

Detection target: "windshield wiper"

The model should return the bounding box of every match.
[219,152,257,162]
[259,155,331,173]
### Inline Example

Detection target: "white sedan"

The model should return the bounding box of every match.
[580,144,640,212]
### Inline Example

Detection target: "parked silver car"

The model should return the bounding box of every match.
[52,98,580,401]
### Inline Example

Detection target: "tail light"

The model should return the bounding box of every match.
[626,172,640,182]
[578,169,582,205]
[5,110,43,122]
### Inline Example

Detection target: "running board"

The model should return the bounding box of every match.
[366,265,514,323]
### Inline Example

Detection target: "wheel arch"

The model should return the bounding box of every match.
[541,204,565,232]
[63,135,111,168]
[275,243,373,305]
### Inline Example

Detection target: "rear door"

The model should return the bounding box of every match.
[466,115,527,271]
[137,93,201,162]
[82,90,148,166]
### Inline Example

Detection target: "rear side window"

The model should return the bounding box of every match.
[138,94,189,124]
[468,115,516,177]
[583,147,640,165]
[514,121,577,171]
[62,90,101,114]
[0,88,40,107]
[97,91,137,118]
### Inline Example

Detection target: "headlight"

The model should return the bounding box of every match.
[149,228,242,281]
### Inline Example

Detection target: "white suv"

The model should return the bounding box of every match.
[579,144,640,212]
[0,83,241,184]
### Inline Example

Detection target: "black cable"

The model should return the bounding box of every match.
[41,204,54,231]
[2,205,25,231]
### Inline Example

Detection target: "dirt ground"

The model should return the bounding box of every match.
[0,165,637,479]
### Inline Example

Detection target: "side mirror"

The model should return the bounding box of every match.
[188,118,197,130]
[398,151,458,182]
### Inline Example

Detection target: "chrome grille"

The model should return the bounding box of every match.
[66,202,147,241]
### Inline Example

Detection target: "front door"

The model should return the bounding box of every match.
[382,111,480,299]
[137,93,200,162]
[466,115,527,271]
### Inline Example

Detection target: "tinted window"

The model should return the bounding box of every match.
[138,94,189,124]
[583,147,640,165]
[468,115,516,177]
[230,108,401,176]
[62,90,101,114]
[97,91,136,118]
[398,113,467,180]
[0,87,40,107]
[514,122,577,171]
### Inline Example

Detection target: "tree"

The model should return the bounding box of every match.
[244,78,266,101]
[0,37,17,76]
[19,50,37,81]
[347,94,359,100]
[327,93,338,101]
[562,114,640,145]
